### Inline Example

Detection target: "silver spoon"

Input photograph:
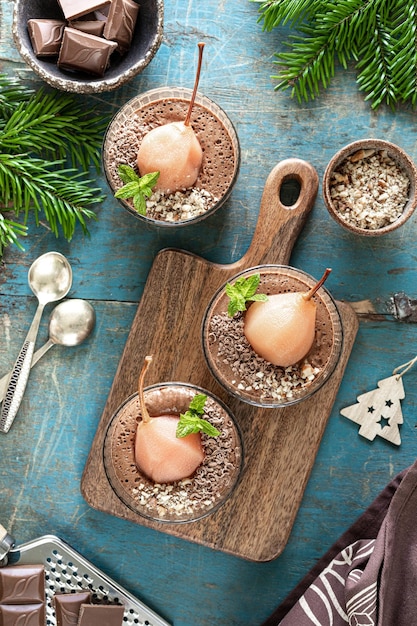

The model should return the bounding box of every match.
[0,251,73,433]
[0,299,96,403]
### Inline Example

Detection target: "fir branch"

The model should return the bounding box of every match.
[253,0,417,108]
[355,4,396,109]
[0,154,101,241]
[0,74,108,256]
[0,74,33,117]
[256,0,326,30]
[0,89,106,171]
[0,214,27,258]
[389,0,417,104]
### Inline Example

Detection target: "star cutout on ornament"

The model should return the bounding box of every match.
[378,415,390,429]
[340,375,405,445]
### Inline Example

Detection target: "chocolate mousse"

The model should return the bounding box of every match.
[203,266,343,407]
[103,92,239,222]
[103,384,243,522]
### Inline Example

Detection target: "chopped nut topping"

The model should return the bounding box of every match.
[329,149,410,230]
[208,313,320,402]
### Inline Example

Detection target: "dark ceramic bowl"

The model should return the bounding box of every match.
[12,0,163,93]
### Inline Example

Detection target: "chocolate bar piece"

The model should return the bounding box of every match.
[77,603,125,626]
[69,20,106,37]
[57,0,111,21]
[0,603,44,626]
[103,0,139,54]
[0,564,44,604]
[58,27,117,76]
[54,591,91,626]
[27,19,66,57]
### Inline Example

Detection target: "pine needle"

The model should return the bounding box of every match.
[253,0,417,108]
[0,74,108,256]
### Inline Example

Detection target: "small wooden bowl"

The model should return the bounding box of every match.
[323,139,417,236]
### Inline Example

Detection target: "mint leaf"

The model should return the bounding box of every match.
[115,165,159,216]
[188,393,208,414]
[115,180,140,199]
[176,394,220,439]
[225,273,268,317]
[133,193,146,215]
[118,164,140,183]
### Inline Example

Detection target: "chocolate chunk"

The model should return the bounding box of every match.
[58,27,117,77]
[94,6,110,20]
[54,591,91,626]
[0,603,44,626]
[57,0,111,20]
[69,20,106,37]
[77,603,125,626]
[103,0,139,54]
[27,19,66,57]
[0,564,44,604]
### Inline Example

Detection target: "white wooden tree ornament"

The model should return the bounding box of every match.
[340,357,416,446]
[341,376,404,445]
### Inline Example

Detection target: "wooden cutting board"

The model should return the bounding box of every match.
[81,159,358,562]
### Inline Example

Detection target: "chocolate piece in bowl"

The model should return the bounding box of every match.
[69,19,106,37]
[103,0,140,54]
[27,19,65,56]
[57,0,111,20]
[58,27,117,76]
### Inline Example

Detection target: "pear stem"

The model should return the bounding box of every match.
[138,355,153,423]
[303,268,332,301]
[184,42,205,127]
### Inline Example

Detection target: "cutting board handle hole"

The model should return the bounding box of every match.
[279,176,301,208]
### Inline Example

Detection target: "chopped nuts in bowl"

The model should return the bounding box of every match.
[323,139,417,235]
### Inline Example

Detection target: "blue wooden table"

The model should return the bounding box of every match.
[1,1,417,624]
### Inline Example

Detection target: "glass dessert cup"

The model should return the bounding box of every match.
[103,382,243,523]
[102,86,240,226]
[202,265,344,409]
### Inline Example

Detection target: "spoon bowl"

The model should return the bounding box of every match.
[0,251,73,433]
[48,299,96,347]
[28,251,73,304]
[0,299,95,404]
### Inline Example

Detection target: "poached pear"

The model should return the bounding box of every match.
[244,269,332,367]
[137,122,202,194]
[134,356,205,484]
[136,43,205,194]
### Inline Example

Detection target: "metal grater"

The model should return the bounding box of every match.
[0,526,171,626]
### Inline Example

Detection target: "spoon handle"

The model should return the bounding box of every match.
[0,303,45,433]
[0,340,54,404]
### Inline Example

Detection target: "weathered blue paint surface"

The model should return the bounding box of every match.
[1,1,417,624]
